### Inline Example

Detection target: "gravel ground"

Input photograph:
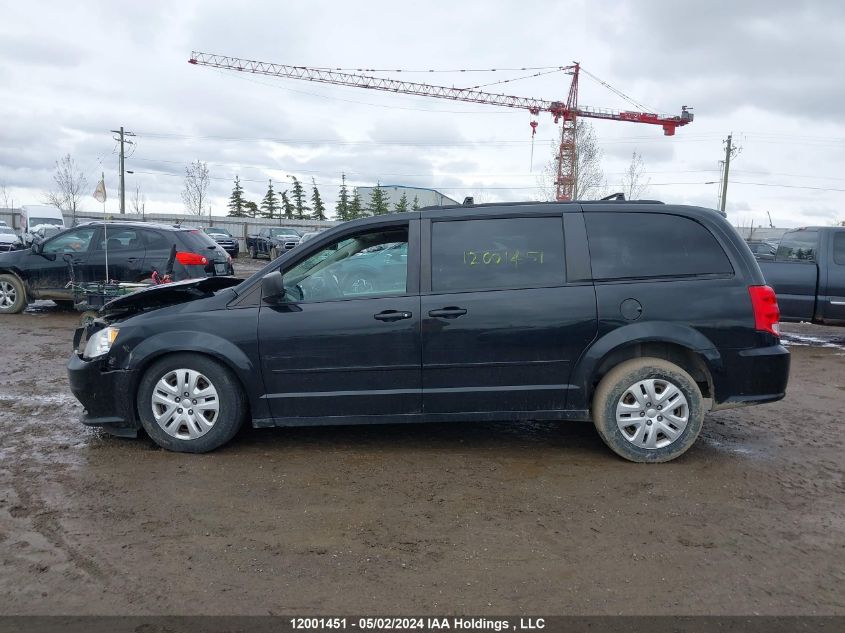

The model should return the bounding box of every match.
[0,268,843,615]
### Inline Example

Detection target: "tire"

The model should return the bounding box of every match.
[137,353,247,453]
[248,245,257,259]
[270,246,279,260]
[592,357,704,463]
[0,273,27,314]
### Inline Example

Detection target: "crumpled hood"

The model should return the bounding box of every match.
[98,276,242,318]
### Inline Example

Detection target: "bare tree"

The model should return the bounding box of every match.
[130,185,146,217]
[0,183,13,209]
[45,154,87,222]
[620,151,651,200]
[181,160,209,216]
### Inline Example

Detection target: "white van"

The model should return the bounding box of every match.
[21,205,65,244]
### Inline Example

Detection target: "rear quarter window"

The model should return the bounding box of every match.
[585,212,733,280]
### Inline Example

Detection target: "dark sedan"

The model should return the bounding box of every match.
[0,221,233,314]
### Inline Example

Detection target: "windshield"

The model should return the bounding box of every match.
[0,226,15,235]
[270,228,300,237]
[29,217,63,227]
[205,227,231,236]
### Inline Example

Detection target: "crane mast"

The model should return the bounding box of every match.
[189,52,693,201]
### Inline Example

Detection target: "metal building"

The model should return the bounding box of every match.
[354,185,459,210]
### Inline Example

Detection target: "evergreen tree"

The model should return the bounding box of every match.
[227,175,246,217]
[281,190,294,219]
[243,200,259,218]
[412,195,420,211]
[335,173,350,221]
[310,178,327,221]
[348,189,365,219]
[260,179,280,220]
[289,176,310,220]
[394,191,409,213]
[367,182,391,216]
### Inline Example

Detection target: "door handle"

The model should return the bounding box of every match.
[428,307,468,318]
[126,257,138,263]
[374,310,413,322]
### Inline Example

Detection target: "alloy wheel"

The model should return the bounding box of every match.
[0,280,17,309]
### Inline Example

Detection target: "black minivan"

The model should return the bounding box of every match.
[68,201,790,462]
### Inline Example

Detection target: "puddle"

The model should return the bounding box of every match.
[780,331,845,351]
[699,435,758,457]
[0,392,79,406]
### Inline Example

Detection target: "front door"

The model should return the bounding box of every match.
[421,215,597,414]
[258,220,422,421]
[30,226,99,299]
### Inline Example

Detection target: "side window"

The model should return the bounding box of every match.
[140,230,171,251]
[99,228,140,251]
[833,232,845,266]
[776,230,818,262]
[43,227,97,254]
[260,229,269,238]
[282,226,408,302]
[431,217,565,292]
[586,213,733,280]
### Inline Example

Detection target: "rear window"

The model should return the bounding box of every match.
[776,230,818,262]
[431,217,566,292]
[178,230,220,252]
[586,212,733,280]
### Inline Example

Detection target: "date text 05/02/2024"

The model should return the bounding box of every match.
[289,617,546,631]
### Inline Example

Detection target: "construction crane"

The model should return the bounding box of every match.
[188,52,693,201]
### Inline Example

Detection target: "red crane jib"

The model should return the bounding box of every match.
[188,52,693,200]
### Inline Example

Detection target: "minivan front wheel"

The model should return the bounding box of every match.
[137,354,247,453]
[592,357,704,463]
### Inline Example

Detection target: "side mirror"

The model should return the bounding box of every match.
[261,270,286,303]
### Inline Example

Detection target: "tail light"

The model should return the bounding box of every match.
[748,285,780,336]
[175,252,208,266]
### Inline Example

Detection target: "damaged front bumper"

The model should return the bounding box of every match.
[67,351,140,437]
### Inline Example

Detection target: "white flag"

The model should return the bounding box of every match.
[93,175,107,203]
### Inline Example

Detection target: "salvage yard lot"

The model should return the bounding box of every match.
[1,270,843,614]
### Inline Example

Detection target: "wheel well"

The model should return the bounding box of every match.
[132,350,252,421]
[590,342,713,402]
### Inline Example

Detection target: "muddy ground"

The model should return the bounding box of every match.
[1,261,843,615]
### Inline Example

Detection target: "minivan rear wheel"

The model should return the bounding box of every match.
[592,357,704,463]
[137,353,247,453]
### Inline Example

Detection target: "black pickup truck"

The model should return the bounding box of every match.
[245,227,301,260]
[757,226,845,325]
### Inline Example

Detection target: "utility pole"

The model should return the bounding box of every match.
[719,133,741,215]
[110,126,135,214]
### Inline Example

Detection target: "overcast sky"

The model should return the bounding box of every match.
[1,0,844,227]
